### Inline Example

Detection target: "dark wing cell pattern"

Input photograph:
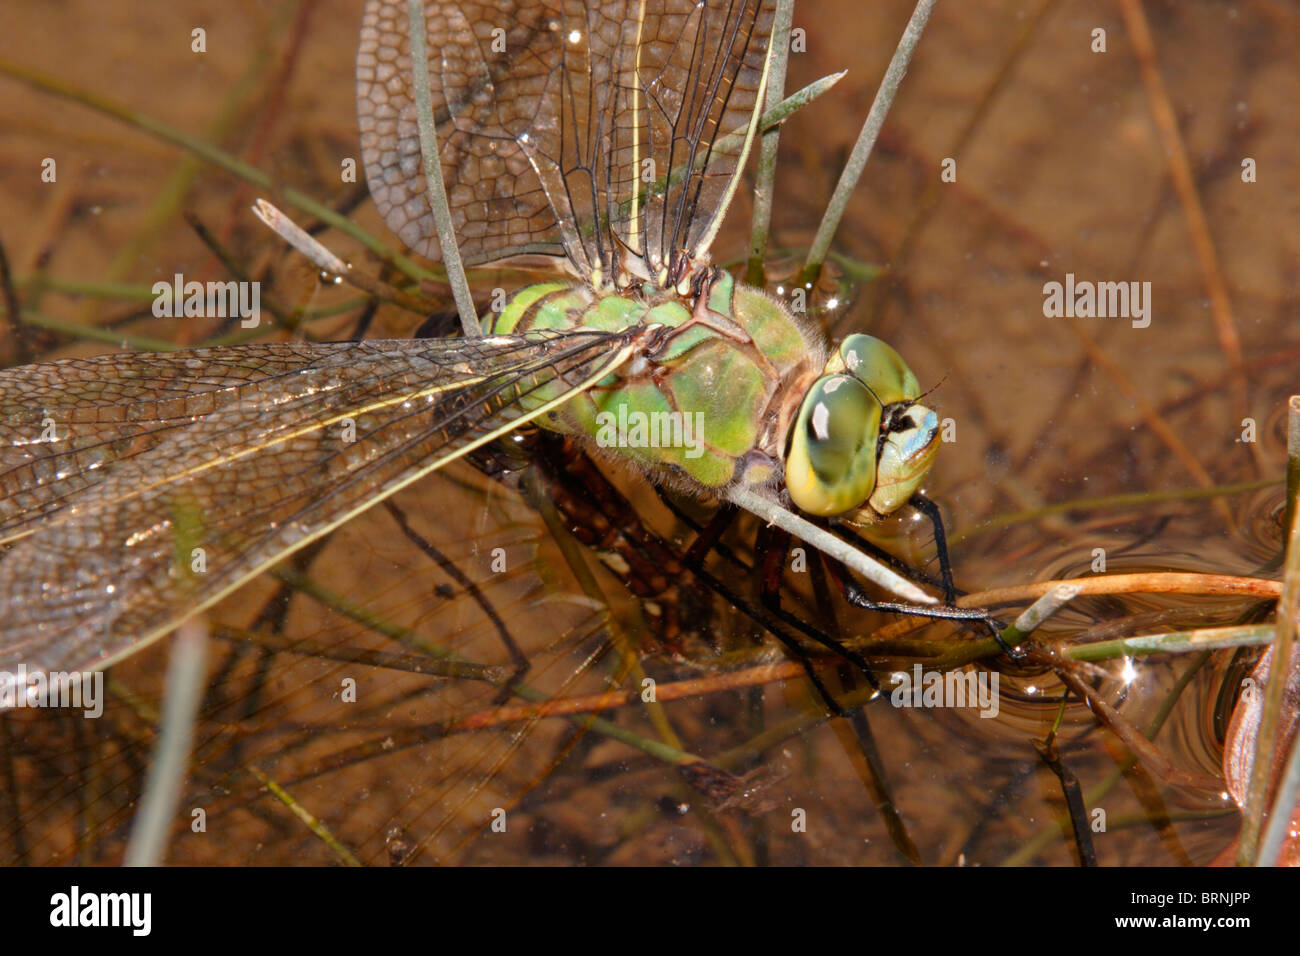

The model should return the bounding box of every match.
[356,0,775,285]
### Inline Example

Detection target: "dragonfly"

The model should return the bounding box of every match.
[0,0,996,715]
[0,0,1002,862]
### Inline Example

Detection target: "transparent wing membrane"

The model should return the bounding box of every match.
[9,473,621,865]
[619,0,774,276]
[357,0,775,283]
[0,331,637,684]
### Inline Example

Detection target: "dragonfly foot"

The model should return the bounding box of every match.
[987,617,1027,660]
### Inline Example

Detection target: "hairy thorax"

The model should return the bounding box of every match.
[488,271,825,497]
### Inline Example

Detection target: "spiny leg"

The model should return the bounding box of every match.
[821,523,1013,652]
[827,561,1004,628]
[671,492,922,708]
[676,485,1013,674]
[381,499,530,701]
[804,546,923,860]
[753,530,928,706]
[750,518,911,711]
[832,496,1013,655]
[843,703,923,865]
[834,522,949,595]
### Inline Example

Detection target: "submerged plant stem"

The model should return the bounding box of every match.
[124,619,209,867]
[745,0,793,286]
[406,0,481,337]
[1239,471,1300,864]
[800,0,936,286]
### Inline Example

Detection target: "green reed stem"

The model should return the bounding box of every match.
[124,618,209,866]
[17,311,184,352]
[406,0,481,338]
[745,0,794,286]
[951,477,1282,546]
[800,0,936,287]
[763,72,844,130]
[0,55,426,282]
[1285,395,1300,542]
[1260,713,1300,864]
[1264,397,1300,865]
[18,277,165,302]
[999,584,1079,647]
[1062,623,1275,662]
[247,765,363,867]
[1239,453,1300,864]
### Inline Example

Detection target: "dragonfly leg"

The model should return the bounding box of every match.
[832,569,1016,658]
[659,296,752,347]
[672,273,783,381]
[755,521,897,716]
[533,445,879,715]
[836,512,1017,656]
[644,269,785,387]
[381,500,531,699]
[908,492,956,605]
[757,523,841,715]
[685,505,852,716]
[532,437,869,704]
[906,493,1021,659]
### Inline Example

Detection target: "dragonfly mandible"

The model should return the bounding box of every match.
[0,0,992,713]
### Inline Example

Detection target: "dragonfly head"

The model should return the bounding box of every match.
[784,335,940,519]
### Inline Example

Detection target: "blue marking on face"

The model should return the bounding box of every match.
[900,409,939,460]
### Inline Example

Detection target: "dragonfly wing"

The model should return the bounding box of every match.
[358,0,574,268]
[356,1,776,284]
[0,331,639,689]
[612,0,776,277]
[0,344,380,542]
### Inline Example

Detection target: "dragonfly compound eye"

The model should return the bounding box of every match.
[785,374,883,516]
[829,334,921,406]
